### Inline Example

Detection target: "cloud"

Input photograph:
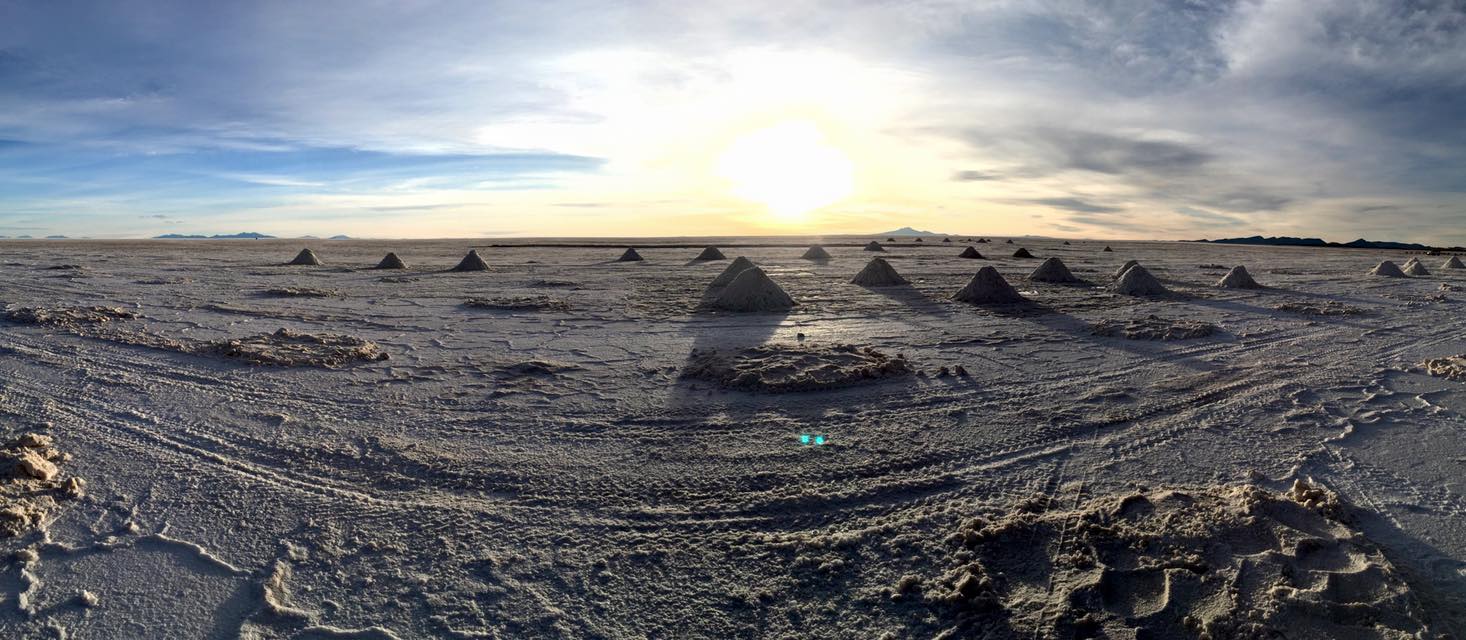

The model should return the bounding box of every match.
[1028,197,1125,214]
[951,170,999,182]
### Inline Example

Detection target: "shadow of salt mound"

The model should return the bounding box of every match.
[1007,309,1223,372]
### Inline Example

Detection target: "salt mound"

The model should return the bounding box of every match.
[1370,261,1405,277]
[709,256,757,287]
[450,250,490,272]
[617,247,644,262]
[851,257,908,287]
[1011,247,1034,258]
[802,245,832,260]
[0,433,84,537]
[1062,240,1070,245]
[1092,315,1216,340]
[1103,245,1114,252]
[1404,256,1421,267]
[863,241,885,252]
[920,482,1434,638]
[683,344,910,392]
[694,247,726,260]
[1113,260,1140,279]
[942,237,952,243]
[959,246,983,259]
[1005,239,1014,244]
[1217,265,1263,289]
[1404,261,1430,276]
[1027,257,1079,283]
[1422,354,1466,380]
[1112,264,1170,296]
[952,266,1026,305]
[709,266,796,312]
[287,248,321,266]
[206,328,389,368]
[375,252,407,269]
[1443,256,1464,269]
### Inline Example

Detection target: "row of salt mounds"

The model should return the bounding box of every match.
[1217,265,1263,288]
[864,240,885,252]
[1112,263,1170,296]
[1,433,85,537]
[1371,260,1407,277]
[1091,314,1217,340]
[802,245,832,260]
[705,258,796,312]
[851,257,908,287]
[694,246,726,260]
[1027,257,1079,283]
[959,246,983,259]
[952,266,1026,305]
[683,344,910,392]
[205,328,390,368]
[917,481,1435,639]
[617,247,644,262]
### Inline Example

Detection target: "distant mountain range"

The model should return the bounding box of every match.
[1194,235,1463,252]
[881,227,944,237]
[155,232,275,239]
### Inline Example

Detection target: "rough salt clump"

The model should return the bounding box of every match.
[1,433,84,537]
[683,344,911,392]
[4,306,137,329]
[1273,300,1367,317]
[262,287,338,298]
[1422,355,1466,381]
[205,328,389,368]
[1091,315,1217,340]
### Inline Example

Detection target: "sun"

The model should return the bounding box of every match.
[716,121,854,221]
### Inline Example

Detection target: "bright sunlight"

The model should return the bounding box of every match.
[716,121,854,221]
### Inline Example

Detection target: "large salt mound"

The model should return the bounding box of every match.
[683,344,910,392]
[375,252,407,269]
[694,247,726,261]
[863,241,885,252]
[450,250,490,272]
[0,433,85,537]
[1404,261,1430,276]
[205,328,390,368]
[1217,265,1263,288]
[1370,261,1405,277]
[1113,259,1140,279]
[1112,264,1170,296]
[1443,256,1465,269]
[952,266,1026,305]
[709,266,796,312]
[1027,257,1079,283]
[851,257,908,286]
[617,247,644,262]
[709,256,757,287]
[958,246,983,259]
[802,245,832,260]
[918,482,1435,638]
[1011,247,1035,258]
[287,248,322,266]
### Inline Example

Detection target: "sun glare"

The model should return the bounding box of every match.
[717,121,854,221]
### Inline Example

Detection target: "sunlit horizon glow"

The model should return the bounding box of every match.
[1,2,1463,242]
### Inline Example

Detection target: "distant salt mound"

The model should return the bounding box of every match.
[709,256,757,287]
[1370,261,1405,277]
[1005,239,1014,244]
[802,245,832,260]
[1092,315,1216,340]
[1113,260,1140,279]
[1103,245,1114,252]
[952,266,1026,305]
[1443,256,1465,269]
[617,247,644,262]
[683,344,910,392]
[942,237,952,243]
[920,482,1434,639]
[1062,240,1070,245]
[1011,247,1034,258]
[851,257,908,287]
[0,433,84,536]
[287,248,321,266]
[694,247,726,261]
[1404,261,1430,276]
[375,252,407,269]
[1027,257,1079,283]
[959,246,983,259]
[450,250,490,272]
[709,266,795,312]
[206,328,389,368]
[1217,265,1263,289]
[1112,264,1170,296]
[863,241,885,252]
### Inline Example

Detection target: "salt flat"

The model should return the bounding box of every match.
[0,237,1463,638]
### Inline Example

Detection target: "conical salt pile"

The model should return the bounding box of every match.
[864,241,885,252]
[1028,257,1079,283]
[710,256,757,287]
[1114,260,1140,279]
[942,237,952,243]
[1005,239,1014,244]
[1103,246,1114,252]
[617,248,644,262]
[959,246,983,259]
[914,238,924,243]
[1216,265,1262,289]
[952,266,1026,305]
[1443,256,1465,269]
[375,252,407,269]
[1370,261,1405,277]
[450,250,490,272]
[1012,247,1035,259]
[710,266,796,312]
[851,257,908,287]
[802,245,832,260]
[287,248,321,266]
[694,247,726,261]
[1063,241,1071,245]
[1112,265,1169,296]
[1404,261,1431,276]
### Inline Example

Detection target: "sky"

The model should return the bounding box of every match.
[1,0,1464,241]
